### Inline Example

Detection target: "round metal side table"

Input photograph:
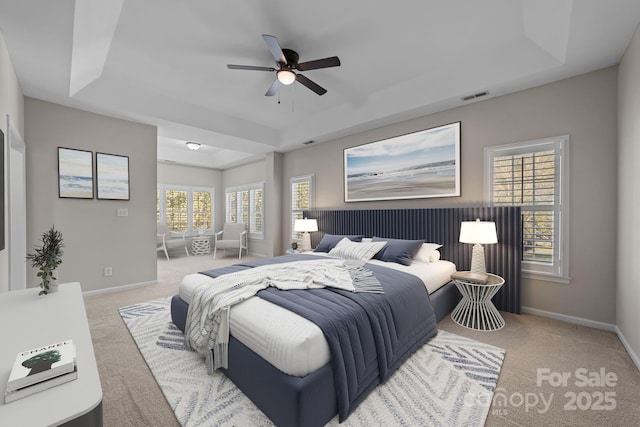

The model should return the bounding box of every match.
[451,272,505,331]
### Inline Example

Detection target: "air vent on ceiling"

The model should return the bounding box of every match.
[461,91,489,102]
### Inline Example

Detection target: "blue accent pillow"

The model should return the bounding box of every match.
[314,234,364,253]
[371,237,424,266]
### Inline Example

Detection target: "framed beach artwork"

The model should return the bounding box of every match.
[58,147,94,199]
[343,121,461,202]
[96,152,130,200]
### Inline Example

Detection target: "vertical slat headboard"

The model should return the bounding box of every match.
[303,207,522,314]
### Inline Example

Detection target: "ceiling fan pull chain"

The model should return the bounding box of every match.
[292,82,296,112]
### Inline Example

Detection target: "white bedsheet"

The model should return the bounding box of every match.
[179,256,456,377]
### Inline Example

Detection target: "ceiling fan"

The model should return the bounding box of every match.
[227,34,341,96]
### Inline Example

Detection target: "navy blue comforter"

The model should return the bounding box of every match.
[200,254,437,421]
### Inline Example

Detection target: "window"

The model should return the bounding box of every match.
[226,183,264,239]
[165,189,188,232]
[192,190,213,231]
[290,175,314,242]
[226,192,237,223]
[250,187,264,235]
[484,136,570,282]
[157,185,214,234]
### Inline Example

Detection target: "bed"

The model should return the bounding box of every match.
[171,237,458,427]
[171,206,522,426]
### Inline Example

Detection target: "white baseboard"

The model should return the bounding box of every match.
[615,326,640,371]
[82,280,157,296]
[521,306,617,332]
[522,306,640,371]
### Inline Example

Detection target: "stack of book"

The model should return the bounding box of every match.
[4,339,77,403]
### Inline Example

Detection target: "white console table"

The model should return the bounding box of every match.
[0,283,103,426]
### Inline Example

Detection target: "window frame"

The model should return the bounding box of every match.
[484,135,571,283]
[157,185,215,235]
[290,175,315,243]
[225,182,265,240]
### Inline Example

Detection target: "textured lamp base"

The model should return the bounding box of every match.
[299,232,312,251]
[470,244,487,275]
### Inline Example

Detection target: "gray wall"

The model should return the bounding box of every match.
[265,152,283,257]
[0,31,25,293]
[617,24,640,363]
[281,67,619,325]
[157,162,224,232]
[25,98,157,293]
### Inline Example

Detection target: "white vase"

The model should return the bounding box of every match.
[48,270,59,293]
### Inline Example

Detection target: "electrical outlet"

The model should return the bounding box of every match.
[117,208,128,217]
[104,267,113,277]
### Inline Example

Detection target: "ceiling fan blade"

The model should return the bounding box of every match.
[296,56,341,71]
[296,74,327,96]
[227,64,276,72]
[262,34,287,64]
[265,79,280,96]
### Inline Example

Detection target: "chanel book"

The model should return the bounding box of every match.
[6,339,76,393]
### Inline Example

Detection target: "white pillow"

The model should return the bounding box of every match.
[414,243,442,263]
[328,238,387,262]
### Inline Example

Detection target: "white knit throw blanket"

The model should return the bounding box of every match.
[184,259,382,373]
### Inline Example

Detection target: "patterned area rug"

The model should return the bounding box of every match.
[120,299,505,427]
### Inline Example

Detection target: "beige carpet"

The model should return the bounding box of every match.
[84,253,640,427]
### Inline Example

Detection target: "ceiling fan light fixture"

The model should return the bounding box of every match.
[185,141,201,151]
[277,69,296,85]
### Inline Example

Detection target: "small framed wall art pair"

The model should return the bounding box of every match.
[57,147,129,200]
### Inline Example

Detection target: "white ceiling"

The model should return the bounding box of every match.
[1,0,640,170]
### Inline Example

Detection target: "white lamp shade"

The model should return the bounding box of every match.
[459,220,498,244]
[294,219,318,233]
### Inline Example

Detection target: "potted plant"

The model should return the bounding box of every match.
[26,225,64,296]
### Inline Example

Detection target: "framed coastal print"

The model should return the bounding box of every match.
[58,147,94,199]
[96,152,130,200]
[343,121,461,202]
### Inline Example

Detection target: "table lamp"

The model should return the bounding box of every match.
[294,218,318,251]
[459,219,498,274]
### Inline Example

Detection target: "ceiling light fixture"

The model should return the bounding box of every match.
[185,141,201,151]
[277,69,296,85]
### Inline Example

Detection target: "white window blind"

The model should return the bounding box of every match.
[484,136,570,282]
[250,187,264,234]
[157,185,214,235]
[192,190,212,231]
[226,192,237,223]
[290,175,314,242]
[238,190,249,226]
[226,183,264,239]
[165,189,188,232]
